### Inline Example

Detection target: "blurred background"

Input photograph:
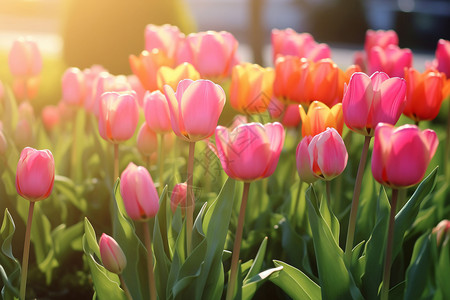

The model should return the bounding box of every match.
[0,0,449,107]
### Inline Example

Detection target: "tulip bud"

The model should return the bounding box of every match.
[120,162,159,221]
[295,136,317,184]
[136,122,158,157]
[432,220,450,247]
[62,67,86,106]
[143,90,172,134]
[281,104,301,128]
[16,147,55,202]
[99,233,127,274]
[41,105,60,132]
[15,119,34,150]
[170,182,187,213]
[8,37,42,78]
[434,39,450,77]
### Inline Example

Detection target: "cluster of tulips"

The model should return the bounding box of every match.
[1,25,450,300]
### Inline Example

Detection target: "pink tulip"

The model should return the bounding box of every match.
[371,123,438,189]
[145,24,185,63]
[120,162,160,221]
[295,136,317,184]
[364,29,399,55]
[170,182,187,213]
[308,128,348,181]
[8,37,42,78]
[342,72,406,136]
[82,65,107,112]
[98,92,139,144]
[41,105,60,131]
[62,67,86,106]
[281,104,301,128]
[136,122,158,156]
[163,79,226,142]
[143,90,172,133]
[16,147,55,202]
[92,73,133,117]
[127,74,146,107]
[432,220,450,247]
[368,44,413,77]
[214,122,285,182]
[99,233,127,274]
[435,39,450,77]
[177,31,239,79]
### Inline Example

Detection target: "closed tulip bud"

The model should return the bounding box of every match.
[127,74,146,107]
[371,123,438,189]
[299,101,343,137]
[8,37,42,78]
[230,63,274,114]
[281,104,301,128]
[143,90,172,134]
[41,105,60,132]
[62,67,86,106]
[215,122,285,182]
[16,147,55,201]
[92,73,133,117]
[157,62,200,91]
[98,92,139,144]
[18,101,35,124]
[0,130,7,156]
[308,128,348,181]
[364,29,399,55]
[170,182,187,213]
[164,79,226,142]
[403,68,444,122]
[434,39,450,77]
[129,49,172,91]
[342,72,406,136]
[99,233,127,274]
[145,24,185,63]
[82,65,107,112]
[15,119,34,149]
[368,45,412,78]
[136,123,158,157]
[120,162,159,221]
[295,136,317,184]
[432,220,450,247]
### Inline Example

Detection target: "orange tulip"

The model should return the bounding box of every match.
[273,56,311,104]
[129,49,172,91]
[308,59,346,107]
[299,101,343,137]
[230,63,274,114]
[156,62,200,91]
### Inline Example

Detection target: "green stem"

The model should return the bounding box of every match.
[119,274,133,300]
[142,222,157,300]
[157,134,165,194]
[19,201,35,300]
[446,100,450,181]
[326,180,332,208]
[292,179,304,227]
[344,135,372,264]
[186,142,196,256]
[380,189,399,300]
[226,181,251,300]
[114,143,119,182]
[71,109,78,180]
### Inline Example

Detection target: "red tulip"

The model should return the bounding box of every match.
[120,162,160,221]
[371,123,438,189]
[214,122,285,182]
[143,90,172,134]
[16,147,55,202]
[342,72,406,136]
[99,233,127,274]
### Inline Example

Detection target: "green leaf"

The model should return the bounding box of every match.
[404,234,432,299]
[269,260,321,300]
[244,237,267,283]
[82,218,126,300]
[241,237,268,300]
[436,240,450,299]
[0,209,20,299]
[306,186,363,300]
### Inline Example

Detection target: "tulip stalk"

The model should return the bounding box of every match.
[157,134,165,194]
[142,222,157,300]
[446,102,450,181]
[119,275,133,300]
[114,144,119,181]
[325,181,332,208]
[344,135,372,264]
[226,181,251,300]
[19,201,35,300]
[380,188,399,300]
[292,179,304,227]
[186,141,196,255]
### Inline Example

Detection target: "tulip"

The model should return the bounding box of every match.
[99,233,127,274]
[371,123,438,188]
[8,37,42,78]
[92,73,133,117]
[156,62,200,91]
[129,49,172,91]
[143,90,172,134]
[98,92,139,144]
[18,101,35,124]
[83,65,107,112]
[342,71,406,136]
[403,68,444,122]
[299,101,343,137]
[13,77,39,101]
[127,74,146,107]
[215,122,285,181]
[281,104,301,128]
[368,44,413,78]
[163,79,226,142]
[62,67,86,106]
[41,105,60,132]
[177,31,239,79]
[273,56,311,104]
[120,162,160,221]
[308,58,346,107]
[364,29,399,55]
[230,63,274,114]
[136,122,158,157]
[295,136,317,184]
[170,182,187,213]
[432,220,450,247]
[145,24,185,64]
[271,28,331,62]
[16,147,55,202]
[434,39,450,77]
[15,119,34,150]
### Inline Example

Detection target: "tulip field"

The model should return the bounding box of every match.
[0,25,450,300]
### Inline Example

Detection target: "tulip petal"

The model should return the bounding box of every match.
[342,72,372,132]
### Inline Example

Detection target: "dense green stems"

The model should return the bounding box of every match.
[186,142,196,256]
[157,134,165,194]
[326,181,332,208]
[142,222,157,300]
[226,181,251,300]
[19,201,35,300]
[119,275,133,300]
[344,135,372,264]
[114,143,119,182]
[446,101,450,181]
[380,189,399,300]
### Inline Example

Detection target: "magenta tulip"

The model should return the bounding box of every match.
[99,233,127,274]
[215,122,285,182]
[371,123,438,189]
[62,67,86,106]
[16,147,55,202]
[170,182,187,213]
[164,79,226,142]
[295,136,317,184]
[435,39,450,77]
[342,71,406,136]
[8,37,42,78]
[98,92,139,144]
[364,29,398,55]
[120,162,160,221]
[143,90,172,133]
[367,44,412,78]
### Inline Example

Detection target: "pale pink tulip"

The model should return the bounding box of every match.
[136,122,158,156]
[99,233,127,274]
[41,105,60,131]
[145,24,185,63]
[8,37,42,78]
[92,73,133,116]
[143,90,172,133]
[62,67,86,106]
[295,136,317,184]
